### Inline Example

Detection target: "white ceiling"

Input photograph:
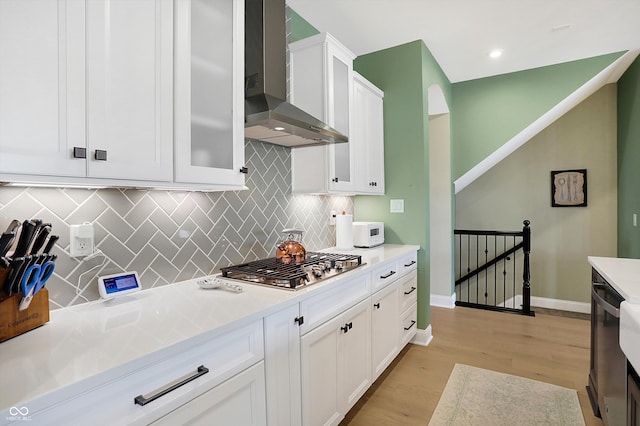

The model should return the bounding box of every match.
[286,0,640,83]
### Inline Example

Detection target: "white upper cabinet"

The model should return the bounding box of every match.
[289,34,385,195]
[1,0,245,190]
[290,33,356,194]
[174,0,246,188]
[0,0,173,183]
[0,0,86,178]
[353,72,385,194]
[86,0,174,182]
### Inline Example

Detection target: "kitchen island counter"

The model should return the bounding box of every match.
[0,244,419,417]
[589,256,640,374]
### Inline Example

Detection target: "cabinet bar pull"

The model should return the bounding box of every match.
[380,271,396,279]
[341,324,349,333]
[404,320,416,331]
[404,260,416,267]
[404,286,417,295]
[134,365,209,406]
[294,316,304,326]
[374,303,380,309]
[240,166,248,174]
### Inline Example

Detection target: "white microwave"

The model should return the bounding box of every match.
[353,222,384,248]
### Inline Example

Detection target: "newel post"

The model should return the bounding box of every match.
[522,220,531,315]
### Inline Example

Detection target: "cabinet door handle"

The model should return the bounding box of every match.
[404,286,417,295]
[404,260,416,267]
[134,365,209,406]
[341,324,349,333]
[73,147,86,159]
[374,303,380,309]
[239,166,248,174]
[404,320,416,331]
[332,177,339,183]
[94,150,108,161]
[380,271,396,279]
[294,316,304,326]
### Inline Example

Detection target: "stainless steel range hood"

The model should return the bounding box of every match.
[244,0,348,147]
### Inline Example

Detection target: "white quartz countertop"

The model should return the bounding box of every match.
[0,244,418,411]
[588,256,640,303]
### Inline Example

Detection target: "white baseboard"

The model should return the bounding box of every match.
[530,296,590,314]
[430,293,456,309]
[505,295,590,314]
[411,324,433,346]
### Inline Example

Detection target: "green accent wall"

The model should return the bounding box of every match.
[452,52,625,181]
[353,41,452,328]
[618,56,640,258]
[288,8,319,43]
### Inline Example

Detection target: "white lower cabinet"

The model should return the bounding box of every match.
[24,320,264,426]
[151,361,266,426]
[301,298,372,426]
[264,304,302,426]
[371,282,400,381]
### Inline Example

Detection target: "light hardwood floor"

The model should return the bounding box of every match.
[342,306,603,426]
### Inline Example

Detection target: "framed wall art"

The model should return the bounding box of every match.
[551,169,587,207]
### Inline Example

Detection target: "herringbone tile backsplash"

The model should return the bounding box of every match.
[0,140,353,309]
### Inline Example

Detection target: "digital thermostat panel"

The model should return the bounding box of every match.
[98,271,142,299]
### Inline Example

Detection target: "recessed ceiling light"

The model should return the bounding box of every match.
[274,126,285,131]
[489,49,503,59]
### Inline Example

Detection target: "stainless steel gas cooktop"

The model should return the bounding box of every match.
[219,252,363,290]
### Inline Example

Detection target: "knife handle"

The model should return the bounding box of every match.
[0,232,15,258]
[30,224,51,255]
[43,235,59,254]
[4,257,25,296]
[13,220,36,258]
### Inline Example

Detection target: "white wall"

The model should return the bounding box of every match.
[455,84,617,304]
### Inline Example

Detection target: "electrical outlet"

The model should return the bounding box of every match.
[330,210,337,226]
[70,223,94,257]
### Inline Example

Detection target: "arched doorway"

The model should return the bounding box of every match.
[428,84,454,307]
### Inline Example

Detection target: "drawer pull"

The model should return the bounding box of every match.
[374,302,381,309]
[404,320,417,331]
[380,271,396,279]
[404,286,417,295]
[134,365,209,406]
[404,260,416,267]
[294,316,304,326]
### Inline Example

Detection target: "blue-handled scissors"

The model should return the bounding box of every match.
[18,260,55,311]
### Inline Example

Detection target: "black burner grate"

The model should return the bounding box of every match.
[220,252,362,289]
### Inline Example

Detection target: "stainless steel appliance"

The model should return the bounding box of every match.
[219,252,362,290]
[587,269,626,426]
[353,222,384,248]
[244,0,348,147]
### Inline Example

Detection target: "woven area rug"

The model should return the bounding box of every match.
[428,364,585,426]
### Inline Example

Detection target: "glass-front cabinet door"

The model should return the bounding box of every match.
[174,0,245,188]
[327,40,355,193]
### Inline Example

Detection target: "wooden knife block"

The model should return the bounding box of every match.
[0,281,50,343]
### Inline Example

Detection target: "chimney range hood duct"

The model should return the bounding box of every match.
[244,0,348,147]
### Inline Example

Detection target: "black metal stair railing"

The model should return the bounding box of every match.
[454,220,534,316]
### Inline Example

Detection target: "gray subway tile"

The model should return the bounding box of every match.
[124,195,156,228]
[97,208,135,243]
[127,220,158,253]
[96,189,134,217]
